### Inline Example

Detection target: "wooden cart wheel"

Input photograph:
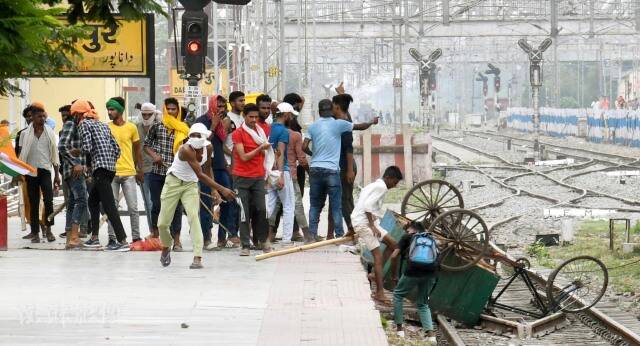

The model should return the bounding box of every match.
[427,209,490,272]
[401,180,464,229]
[546,256,608,313]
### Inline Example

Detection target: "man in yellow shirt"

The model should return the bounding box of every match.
[106,97,144,245]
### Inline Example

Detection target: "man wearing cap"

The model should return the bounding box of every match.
[73,99,130,251]
[18,104,61,243]
[303,99,377,242]
[268,109,312,243]
[266,102,296,245]
[158,123,235,269]
[137,102,159,234]
[106,97,144,244]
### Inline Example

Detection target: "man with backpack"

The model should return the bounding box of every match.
[350,165,403,303]
[391,221,438,344]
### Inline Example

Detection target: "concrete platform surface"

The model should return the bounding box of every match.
[0,245,387,346]
[1,186,388,346]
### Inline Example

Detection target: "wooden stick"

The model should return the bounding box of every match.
[255,236,354,261]
[47,201,66,222]
[199,199,231,235]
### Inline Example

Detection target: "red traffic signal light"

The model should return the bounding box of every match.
[182,10,208,76]
[187,40,201,55]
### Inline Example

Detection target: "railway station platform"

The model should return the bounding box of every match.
[0,209,387,345]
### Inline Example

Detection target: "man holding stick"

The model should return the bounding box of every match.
[159,123,235,269]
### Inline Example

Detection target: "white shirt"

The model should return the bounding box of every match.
[228,111,243,128]
[26,134,52,172]
[351,178,389,227]
[167,146,207,182]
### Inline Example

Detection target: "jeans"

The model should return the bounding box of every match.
[64,175,88,231]
[62,178,69,208]
[88,168,126,242]
[25,168,54,234]
[141,172,154,231]
[147,173,182,236]
[266,171,295,242]
[328,170,355,233]
[213,169,238,241]
[158,175,203,257]
[393,275,436,331]
[108,175,140,241]
[308,167,343,238]
[234,176,268,249]
[269,177,308,229]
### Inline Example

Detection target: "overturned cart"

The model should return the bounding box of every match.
[363,179,609,328]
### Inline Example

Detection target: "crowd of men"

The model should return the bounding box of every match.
[10,90,439,343]
[13,89,387,266]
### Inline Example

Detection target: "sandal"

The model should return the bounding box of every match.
[228,237,240,248]
[371,293,392,305]
[189,262,203,269]
[160,250,171,267]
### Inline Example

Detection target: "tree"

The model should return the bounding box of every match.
[559,96,579,109]
[0,0,165,96]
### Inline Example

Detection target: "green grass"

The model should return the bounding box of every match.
[531,220,640,294]
[380,315,388,328]
[384,186,409,204]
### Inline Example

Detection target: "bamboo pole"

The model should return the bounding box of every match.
[255,236,354,261]
[47,202,66,222]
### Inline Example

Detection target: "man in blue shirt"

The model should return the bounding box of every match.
[303,99,377,241]
[266,102,297,245]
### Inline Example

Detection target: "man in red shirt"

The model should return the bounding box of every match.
[232,103,273,256]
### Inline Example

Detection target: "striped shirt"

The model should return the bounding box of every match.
[58,120,87,179]
[143,122,175,176]
[78,119,120,173]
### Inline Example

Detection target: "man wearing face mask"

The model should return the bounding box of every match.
[106,97,144,245]
[137,102,159,234]
[158,123,235,269]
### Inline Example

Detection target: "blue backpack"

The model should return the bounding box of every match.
[407,232,440,273]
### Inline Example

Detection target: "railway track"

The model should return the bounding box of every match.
[427,131,640,346]
[454,129,640,165]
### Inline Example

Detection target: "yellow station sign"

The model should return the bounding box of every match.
[169,68,229,98]
[62,16,152,77]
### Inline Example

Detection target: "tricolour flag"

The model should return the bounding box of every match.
[0,125,35,178]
